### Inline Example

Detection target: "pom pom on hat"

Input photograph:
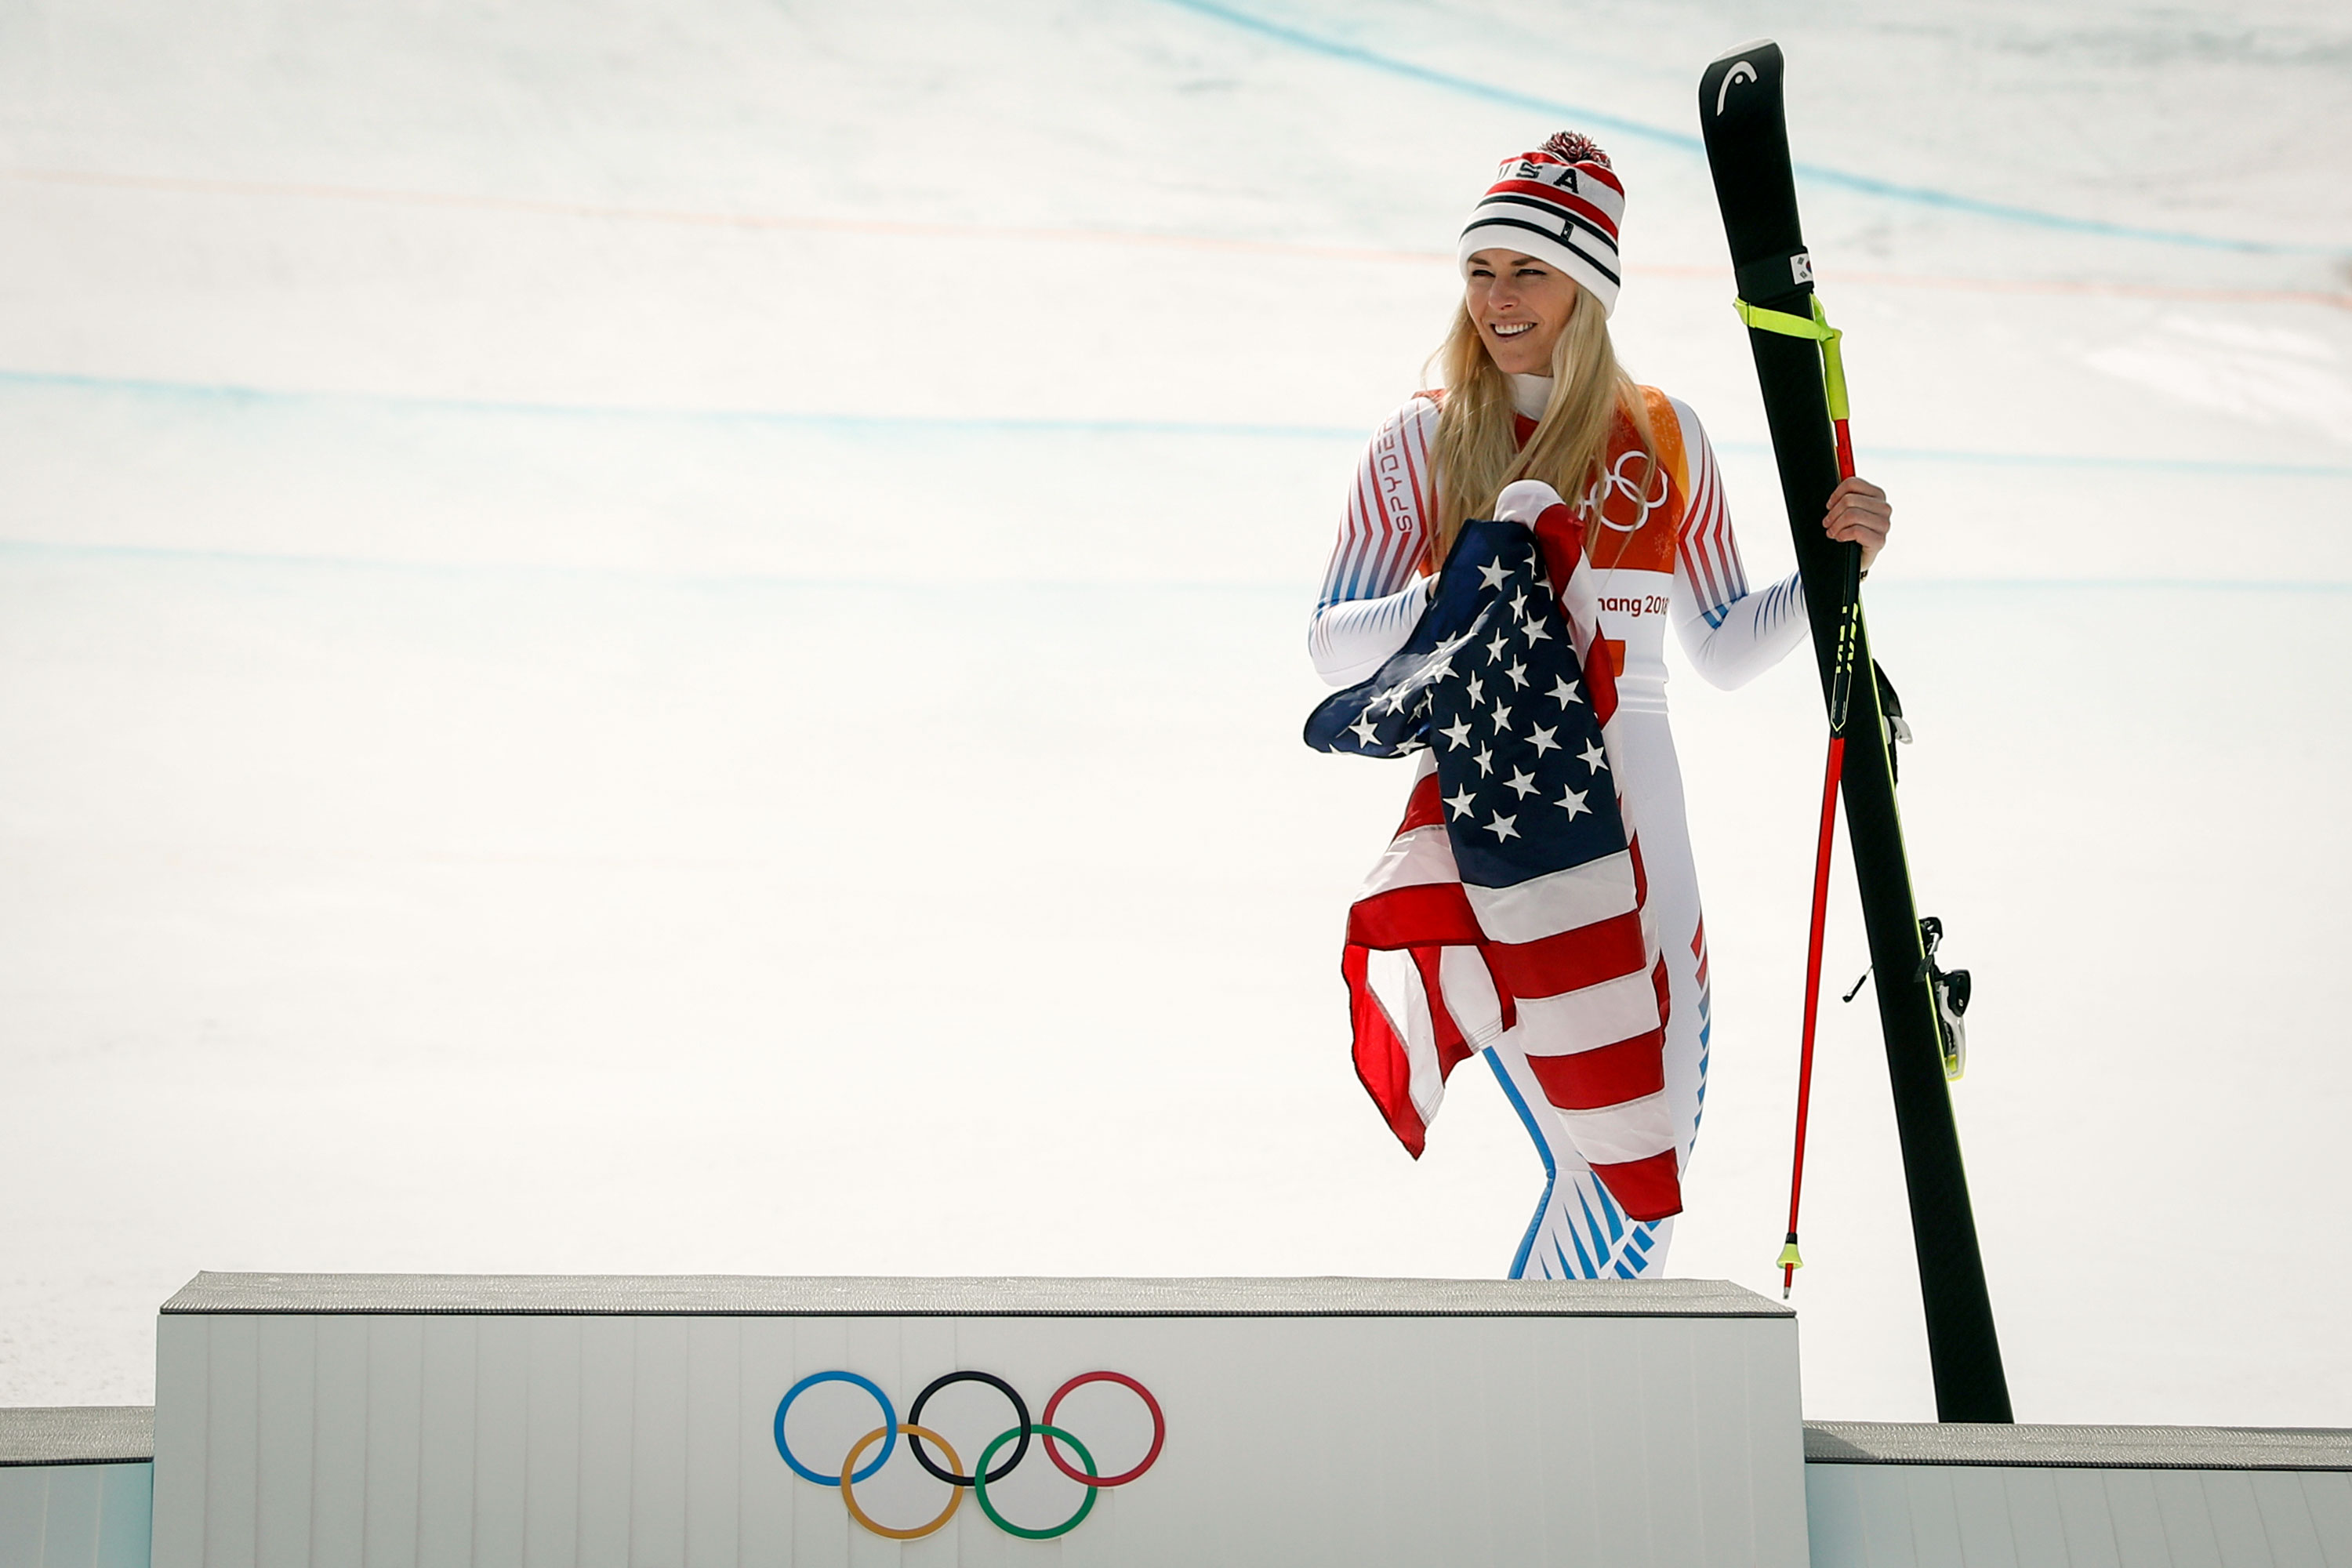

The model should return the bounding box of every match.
[1459,130,1626,317]
[1539,130,1612,169]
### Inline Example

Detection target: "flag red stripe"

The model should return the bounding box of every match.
[1483,909,1647,999]
[1346,880,1483,949]
[1523,1029,1664,1109]
[1533,505,1584,602]
[1343,945,1428,1158]
[1588,1149,1682,1222]
[1397,771,1445,835]
[1587,641,1619,727]
[1414,946,1474,1076]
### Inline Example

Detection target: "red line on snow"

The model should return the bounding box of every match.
[7,166,2346,312]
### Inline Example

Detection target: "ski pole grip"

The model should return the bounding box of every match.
[1827,546,1862,732]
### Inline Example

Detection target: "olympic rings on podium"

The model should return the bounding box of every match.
[771,1368,1164,1541]
[975,1425,1096,1540]
[908,1370,1030,1486]
[774,1370,895,1485]
[1042,1370,1166,1487]
[839,1424,963,1541]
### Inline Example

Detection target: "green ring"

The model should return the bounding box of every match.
[971,1423,1097,1540]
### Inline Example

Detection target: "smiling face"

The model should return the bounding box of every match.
[1463,250,1583,376]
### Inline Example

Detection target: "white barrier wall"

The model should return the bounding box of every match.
[1803,1422,2352,1568]
[0,1406,157,1568]
[150,1273,1807,1567]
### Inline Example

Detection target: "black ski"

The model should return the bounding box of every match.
[1697,41,2013,1422]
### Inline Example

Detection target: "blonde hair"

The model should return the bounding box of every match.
[1426,285,1653,568]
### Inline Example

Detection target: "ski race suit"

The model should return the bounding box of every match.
[1311,374,1808,1280]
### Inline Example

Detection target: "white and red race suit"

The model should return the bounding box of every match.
[1310,375,1809,1279]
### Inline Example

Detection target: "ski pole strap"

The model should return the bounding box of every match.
[1733,295,1849,422]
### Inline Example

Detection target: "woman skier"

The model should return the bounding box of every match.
[1309,132,1892,1280]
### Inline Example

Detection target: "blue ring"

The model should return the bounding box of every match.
[775,1371,896,1486]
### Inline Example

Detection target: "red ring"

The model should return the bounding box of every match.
[1040,1371,1164,1488]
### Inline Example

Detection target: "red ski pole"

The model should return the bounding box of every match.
[1780,729,1844,1297]
[1781,397,1862,1299]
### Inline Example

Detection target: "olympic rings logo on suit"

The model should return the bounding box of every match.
[773,1368,1166,1541]
[1580,449,1670,533]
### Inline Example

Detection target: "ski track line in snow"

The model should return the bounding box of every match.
[9,369,2352,481]
[0,536,1316,595]
[0,166,1428,267]
[1149,0,2352,260]
[7,167,2347,314]
[5,539,2347,597]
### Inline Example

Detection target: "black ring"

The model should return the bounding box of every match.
[906,1371,1031,1486]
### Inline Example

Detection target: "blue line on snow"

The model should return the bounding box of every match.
[0,368,1352,443]
[6,368,2348,480]
[1150,0,2350,260]
[3,539,2347,596]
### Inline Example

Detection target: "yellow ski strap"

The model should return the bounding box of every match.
[1733,294,1849,422]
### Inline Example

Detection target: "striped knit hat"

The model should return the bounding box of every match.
[1458,132,1625,318]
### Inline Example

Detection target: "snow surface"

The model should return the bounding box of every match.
[2,0,2348,1423]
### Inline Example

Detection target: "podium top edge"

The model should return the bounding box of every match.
[1806,1421,2352,1472]
[161,1273,1794,1319]
[0,1406,155,1467]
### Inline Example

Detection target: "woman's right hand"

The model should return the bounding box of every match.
[1824,475,1892,572]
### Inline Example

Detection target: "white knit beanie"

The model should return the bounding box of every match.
[1457,131,1625,318]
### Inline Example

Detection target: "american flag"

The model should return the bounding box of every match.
[1305,509,1680,1223]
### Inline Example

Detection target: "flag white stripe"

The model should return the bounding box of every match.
[1461,851,1639,943]
[1363,946,1447,1125]
[1439,945,1508,1052]
[1512,964,1662,1046]
[1358,823,1460,898]
[1552,1090,1677,1165]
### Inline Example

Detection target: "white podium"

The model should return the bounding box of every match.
[150,1273,1808,1567]
[0,1406,154,1568]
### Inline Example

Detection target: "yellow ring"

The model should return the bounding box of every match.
[839,1423,963,1541]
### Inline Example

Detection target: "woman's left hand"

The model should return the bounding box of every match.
[1823,475,1892,572]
